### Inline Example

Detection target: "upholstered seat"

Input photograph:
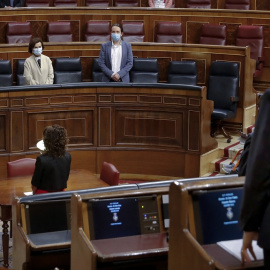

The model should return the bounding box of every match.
[92,58,103,82]
[85,21,111,42]
[130,58,159,83]
[6,22,32,44]
[100,162,120,186]
[168,61,197,85]
[236,25,264,77]
[0,60,13,87]
[155,22,182,43]
[186,0,211,8]
[16,59,25,86]
[225,0,250,9]
[85,0,109,6]
[122,21,145,42]
[207,61,240,142]
[54,58,82,84]
[47,22,73,42]
[199,24,227,45]
[54,0,77,6]
[114,0,139,6]
[25,0,50,7]
[7,158,36,177]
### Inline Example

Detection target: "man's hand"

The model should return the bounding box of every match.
[241,231,258,265]
[112,73,121,82]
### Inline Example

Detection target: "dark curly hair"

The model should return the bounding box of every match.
[43,124,69,157]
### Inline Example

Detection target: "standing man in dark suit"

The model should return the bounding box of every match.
[98,23,133,83]
[0,0,24,8]
[240,89,270,268]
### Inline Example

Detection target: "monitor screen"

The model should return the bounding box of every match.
[88,197,141,240]
[192,187,243,245]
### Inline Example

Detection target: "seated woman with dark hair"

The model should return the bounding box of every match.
[31,124,71,195]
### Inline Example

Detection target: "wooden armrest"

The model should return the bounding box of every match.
[230,96,239,102]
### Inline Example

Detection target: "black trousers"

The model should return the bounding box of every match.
[264,248,270,269]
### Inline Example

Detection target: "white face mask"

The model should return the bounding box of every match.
[33,47,43,56]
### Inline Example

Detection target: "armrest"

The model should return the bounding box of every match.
[230,96,239,102]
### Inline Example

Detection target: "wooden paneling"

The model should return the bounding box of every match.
[0,85,216,178]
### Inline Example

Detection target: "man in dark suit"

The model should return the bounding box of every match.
[0,0,24,7]
[98,23,133,83]
[240,89,270,268]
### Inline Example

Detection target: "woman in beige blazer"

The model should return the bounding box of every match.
[24,37,54,85]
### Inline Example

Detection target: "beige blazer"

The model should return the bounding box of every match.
[24,54,54,85]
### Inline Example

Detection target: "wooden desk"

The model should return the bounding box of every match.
[203,244,264,269]
[92,232,168,262]
[0,169,108,268]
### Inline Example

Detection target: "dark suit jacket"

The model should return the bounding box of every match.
[239,89,270,249]
[0,0,24,7]
[98,40,133,83]
[31,152,71,191]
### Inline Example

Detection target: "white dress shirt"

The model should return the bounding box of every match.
[111,41,122,75]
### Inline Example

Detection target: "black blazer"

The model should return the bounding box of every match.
[0,0,24,7]
[31,152,71,192]
[239,89,270,249]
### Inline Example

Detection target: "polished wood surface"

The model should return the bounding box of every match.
[203,244,264,269]
[0,84,218,179]
[91,232,168,262]
[0,169,107,206]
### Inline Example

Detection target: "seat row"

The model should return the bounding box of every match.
[20,0,252,8]
[0,57,198,86]
[5,21,263,77]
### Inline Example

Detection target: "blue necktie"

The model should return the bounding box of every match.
[10,0,14,6]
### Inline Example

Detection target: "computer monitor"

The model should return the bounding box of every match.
[87,195,161,240]
[88,197,141,240]
[192,186,243,244]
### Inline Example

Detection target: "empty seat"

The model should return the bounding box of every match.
[122,21,145,42]
[85,21,111,42]
[53,0,77,6]
[186,0,211,8]
[6,22,33,44]
[25,0,50,7]
[168,61,197,85]
[114,0,139,6]
[85,0,109,6]
[92,58,103,82]
[54,57,82,84]
[100,161,120,186]
[47,22,73,42]
[16,59,25,86]
[155,21,182,43]
[130,58,159,83]
[207,61,240,141]
[199,24,227,45]
[7,158,36,177]
[236,25,264,77]
[0,60,12,87]
[225,0,250,10]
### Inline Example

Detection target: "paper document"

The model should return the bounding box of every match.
[24,192,33,196]
[217,239,264,261]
